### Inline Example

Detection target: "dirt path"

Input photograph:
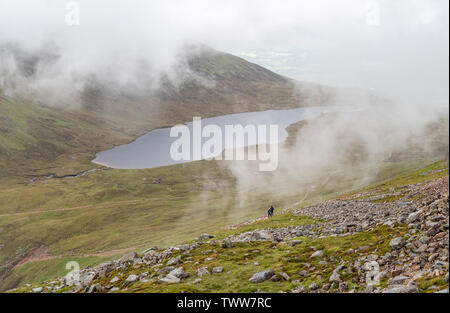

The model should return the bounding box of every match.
[12,246,143,270]
[0,199,149,218]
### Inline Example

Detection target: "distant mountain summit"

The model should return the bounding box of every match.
[184,45,287,83]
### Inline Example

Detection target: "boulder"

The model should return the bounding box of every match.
[125,274,138,284]
[329,271,341,283]
[310,250,324,258]
[299,270,309,277]
[119,252,138,264]
[158,274,181,284]
[249,270,275,283]
[406,211,421,224]
[212,266,224,274]
[197,267,210,277]
[198,234,214,241]
[382,285,419,293]
[169,267,190,279]
[157,266,175,275]
[220,239,233,248]
[167,255,181,266]
[389,237,406,250]
[338,282,349,292]
[287,240,303,247]
[388,275,409,285]
[87,283,103,293]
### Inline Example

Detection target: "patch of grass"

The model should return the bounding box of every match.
[3,255,119,292]
[370,194,404,203]
[214,214,319,239]
[77,224,408,293]
[416,275,448,293]
[344,160,449,200]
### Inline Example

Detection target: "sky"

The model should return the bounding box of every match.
[0,0,448,107]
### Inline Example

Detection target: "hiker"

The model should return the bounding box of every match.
[268,205,274,218]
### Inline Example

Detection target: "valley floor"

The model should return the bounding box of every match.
[11,160,449,293]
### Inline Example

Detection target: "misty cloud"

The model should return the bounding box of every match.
[0,0,447,107]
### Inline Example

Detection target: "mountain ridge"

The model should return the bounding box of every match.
[0,45,329,178]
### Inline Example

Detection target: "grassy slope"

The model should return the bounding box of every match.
[2,159,447,291]
[83,160,450,293]
[0,95,132,178]
[11,160,448,293]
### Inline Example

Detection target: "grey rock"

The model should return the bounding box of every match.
[389,237,406,250]
[119,252,138,264]
[125,274,138,283]
[357,246,370,252]
[365,284,375,293]
[288,240,303,247]
[167,255,181,266]
[212,266,224,274]
[291,286,306,293]
[406,211,421,224]
[339,282,349,292]
[88,283,103,293]
[169,267,190,279]
[281,272,290,281]
[310,250,324,258]
[110,276,119,283]
[299,270,309,277]
[197,267,210,277]
[199,233,214,241]
[427,224,441,236]
[32,287,43,293]
[382,285,419,293]
[329,271,341,283]
[249,270,276,283]
[389,275,409,285]
[220,239,233,248]
[157,266,175,275]
[158,274,181,284]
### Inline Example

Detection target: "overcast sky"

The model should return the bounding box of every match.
[0,0,448,106]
